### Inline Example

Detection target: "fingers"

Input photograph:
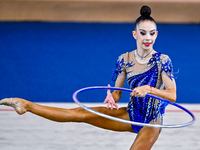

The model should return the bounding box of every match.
[130,88,147,97]
[107,101,111,109]
[130,89,136,97]
[106,98,115,110]
[107,102,119,110]
[130,91,135,97]
[104,96,118,110]
[111,103,113,110]
[113,103,119,110]
[104,84,119,110]
[103,98,108,104]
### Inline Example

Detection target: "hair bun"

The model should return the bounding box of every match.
[140,5,151,17]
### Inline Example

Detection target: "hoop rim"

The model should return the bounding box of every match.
[72,86,196,128]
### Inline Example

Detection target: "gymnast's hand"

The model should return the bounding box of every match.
[103,84,119,110]
[130,85,149,97]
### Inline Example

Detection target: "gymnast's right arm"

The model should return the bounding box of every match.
[103,70,126,110]
[112,70,126,102]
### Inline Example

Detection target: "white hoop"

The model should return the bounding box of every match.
[73,86,196,128]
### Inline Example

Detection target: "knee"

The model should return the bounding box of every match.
[73,107,84,113]
[145,127,161,142]
[131,128,161,150]
[72,107,99,122]
[69,107,88,122]
[144,128,161,148]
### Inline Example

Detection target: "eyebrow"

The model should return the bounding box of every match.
[139,29,156,32]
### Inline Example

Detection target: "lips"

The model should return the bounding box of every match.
[144,42,151,47]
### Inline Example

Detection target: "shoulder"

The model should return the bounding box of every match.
[118,50,134,61]
[118,52,129,59]
[149,52,173,67]
[159,53,174,75]
[151,52,172,63]
[160,53,173,64]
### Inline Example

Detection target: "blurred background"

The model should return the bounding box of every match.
[0,0,200,103]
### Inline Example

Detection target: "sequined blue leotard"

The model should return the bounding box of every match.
[112,51,174,133]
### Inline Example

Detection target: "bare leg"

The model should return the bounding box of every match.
[129,118,162,150]
[0,98,134,132]
[1,98,163,149]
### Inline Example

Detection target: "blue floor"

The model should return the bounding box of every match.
[0,22,199,103]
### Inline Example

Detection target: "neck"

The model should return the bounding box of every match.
[136,49,153,59]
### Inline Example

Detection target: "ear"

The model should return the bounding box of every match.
[155,31,158,38]
[132,31,137,40]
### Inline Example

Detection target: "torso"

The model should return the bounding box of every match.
[120,50,164,90]
[112,50,174,133]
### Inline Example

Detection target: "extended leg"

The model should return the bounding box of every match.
[0,98,134,132]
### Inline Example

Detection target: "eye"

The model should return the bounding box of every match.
[150,32,155,36]
[140,32,146,36]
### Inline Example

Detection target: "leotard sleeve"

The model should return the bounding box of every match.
[111,54,127,82]
[161,55,174,80]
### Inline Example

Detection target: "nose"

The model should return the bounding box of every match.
[145,33,151,41]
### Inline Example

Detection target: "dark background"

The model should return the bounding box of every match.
[0,22,199,103]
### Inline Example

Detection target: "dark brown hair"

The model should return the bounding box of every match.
[135,6,156,29]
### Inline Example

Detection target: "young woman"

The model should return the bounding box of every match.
[0,6,176,150]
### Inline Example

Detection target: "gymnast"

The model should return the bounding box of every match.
[0,5,176,150]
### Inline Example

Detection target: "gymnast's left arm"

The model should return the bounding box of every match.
[149,55,177,102]
[131,55,177,102]
[149,73,176,102]
[130,75,176,102]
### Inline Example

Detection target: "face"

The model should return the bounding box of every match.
[133,20,158,51]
